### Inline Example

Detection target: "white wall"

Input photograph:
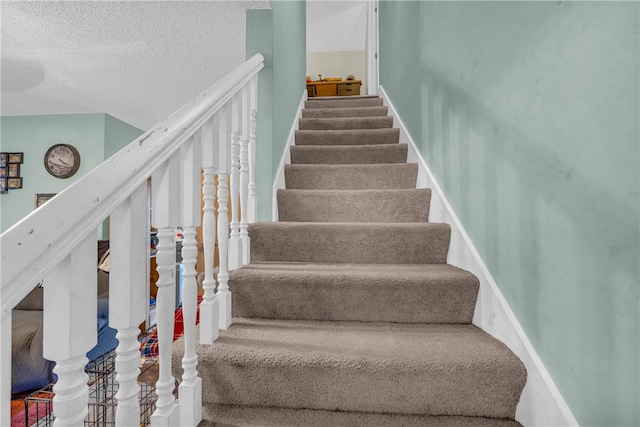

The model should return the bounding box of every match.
[306,0,367,89]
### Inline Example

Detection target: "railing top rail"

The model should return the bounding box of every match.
[0,53,264,313]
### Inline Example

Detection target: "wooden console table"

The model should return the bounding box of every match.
[307,80,361,97]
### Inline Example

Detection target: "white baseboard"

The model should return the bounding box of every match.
[272,90,307,221]
[379,86,578,427]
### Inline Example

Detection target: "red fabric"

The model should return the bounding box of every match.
[141,296,202,358]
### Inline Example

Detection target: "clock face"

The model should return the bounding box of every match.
[44,144,81,178]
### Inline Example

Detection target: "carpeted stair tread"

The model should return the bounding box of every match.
[249,222,450,264]
[277,189,431,222]
[285,163,418,190]
[199,404,523,427]
[174,319,526,418]
[299,116,393,130]
[308,94,380,99]
[301,106,388,118]
[290,144,407,164]
[295,128,400,146]
[305,97,383,110]
[230,262,478,323]
[305,94,380,105]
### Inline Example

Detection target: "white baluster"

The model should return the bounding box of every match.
[51,358,90,427]
[178,226,201,426]
[151,157,180,426]
[216,173,231,329]
[216,103,233,329]
[151,227,178,426]
[247,75,259,224]
[199,118,220,345]
[110,184,148,425]
[228,93,242,270]
[178,135,203,427]
[43,234,97,427]
[239,86,250,265]
[200,169,219,344]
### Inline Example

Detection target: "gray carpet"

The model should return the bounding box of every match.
[290,144,407,164]
[285,163,418,190]
[176,320,525,418]
[295,128,399,146]
[249,222,451,264]
[301,106,388,118]
[172,95,526,426]
[304,97,383,109]
[277,189,431,222]
[298,116,393,130]
[199,404,523,427]
[228,263,478,323]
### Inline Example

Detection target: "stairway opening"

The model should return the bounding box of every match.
[306,1,377,95]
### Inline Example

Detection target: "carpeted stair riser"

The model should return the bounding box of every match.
[305,97,383,109]
[229,263,478,323]
[301,106,388,118]
[285,163,418,190]
[290,144,407,164]
[199,404,523,427]
[277,189,431,222]
[173,319,526,419]
[299,116,393,130]
[249,222,451,264]
[295,128,400,146]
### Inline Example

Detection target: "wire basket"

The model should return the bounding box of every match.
[24,349,157,427]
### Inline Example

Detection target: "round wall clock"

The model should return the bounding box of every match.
[44,144,81,179]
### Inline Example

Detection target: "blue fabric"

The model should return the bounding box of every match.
[86,297,118,362]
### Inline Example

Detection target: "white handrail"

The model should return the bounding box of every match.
[0,53,264,427]
[1,53,263,311]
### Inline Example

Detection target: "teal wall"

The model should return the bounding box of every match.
[104,114,145,159]
[102,114,145,236]
[247,0,306,221]
[379,2,639,426]
[0,114,142,233]
[247,9,275,222]
[271,1,306,177]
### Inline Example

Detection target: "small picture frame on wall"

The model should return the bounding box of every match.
[35,193,57,208]
[8,163,20,177]
[0,165,7,178]
[7,177,23,189]
[8,152,24,163]
[0,153,7,166]
[0,178,7,194]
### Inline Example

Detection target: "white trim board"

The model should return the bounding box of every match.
[272,90,307,221]
[379,86,578,427]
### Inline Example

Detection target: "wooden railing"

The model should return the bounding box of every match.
[0,53,264,426]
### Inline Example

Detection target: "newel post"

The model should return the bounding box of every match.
[177,134,203,426]
[43,234,97,426]
[110,183,148,425]
[150,155,181,426]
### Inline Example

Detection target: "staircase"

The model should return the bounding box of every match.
[174,95,527,426]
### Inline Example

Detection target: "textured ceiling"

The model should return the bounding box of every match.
[1,0,271,130]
